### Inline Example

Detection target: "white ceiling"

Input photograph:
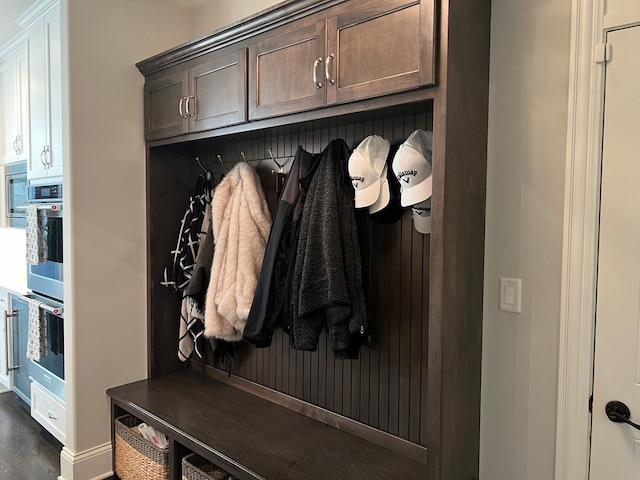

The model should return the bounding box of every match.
[0,0,214,51]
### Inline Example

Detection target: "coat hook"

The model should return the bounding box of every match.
[217,154,223,165]
[195,156,211,180]
[268,148,286,172]
[195,156,207,173]
[240,151,247,162]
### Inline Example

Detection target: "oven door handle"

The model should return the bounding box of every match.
[21,295,64,318]
[14,204,63,213]
[40,303,63,317]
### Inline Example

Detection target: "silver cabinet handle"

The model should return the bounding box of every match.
[13,136,19,155]
[325,53,335,85]
[186,94,195,118]
[4,310,19,375]
[179,96,187,119]
[48,412,58,421]
[16,134,22,155]
[40,145,50,167]
[313,57,323,88]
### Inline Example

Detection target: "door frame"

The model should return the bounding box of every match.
[556,1,640,478]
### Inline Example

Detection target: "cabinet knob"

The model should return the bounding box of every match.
[313,57,323,89]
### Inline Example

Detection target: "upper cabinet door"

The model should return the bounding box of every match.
[26,4,63,182]
[326,0,436,105]
[248,21,326,121]
[1,51,21,166]
[144,69,189,141]
[144,48,247,141]
[248,0,435,121]
[188,49,247,132]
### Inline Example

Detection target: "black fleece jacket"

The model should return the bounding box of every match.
[290,139,368,359]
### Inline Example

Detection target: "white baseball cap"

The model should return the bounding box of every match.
[411,198,432,234]
[392,129,433,207]
[369,165,390,214]
[348,135,391,209]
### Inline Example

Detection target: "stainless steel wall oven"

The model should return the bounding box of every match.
[27,183,63,302]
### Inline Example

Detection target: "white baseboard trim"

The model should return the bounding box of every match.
[59,442,113,480]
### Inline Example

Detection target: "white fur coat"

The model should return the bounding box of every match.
[204,162,272,341]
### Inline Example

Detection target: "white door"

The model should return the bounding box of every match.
[590,24,640,479]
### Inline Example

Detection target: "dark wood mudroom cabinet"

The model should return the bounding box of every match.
[248,0,436,120]
[107,0,491,479]
[144,48,247,141]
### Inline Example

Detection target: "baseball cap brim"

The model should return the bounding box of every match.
[369,175,390,214]
[354,176,382,208]
[413,210,431,234]
[411,198,432,234]
[400,175,432,207]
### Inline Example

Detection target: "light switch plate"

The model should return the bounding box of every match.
[499,277,521,313]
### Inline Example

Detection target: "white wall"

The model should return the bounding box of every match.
[63,0,192,477]
[192,0,281,37]
[480,0,572,478]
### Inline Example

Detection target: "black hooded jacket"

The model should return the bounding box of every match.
[243,146,317,347]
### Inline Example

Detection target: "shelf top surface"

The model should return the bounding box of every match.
[107,370,427,480]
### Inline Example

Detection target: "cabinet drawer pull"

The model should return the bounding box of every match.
[325,53,335,85]
[16,134,22,154]
[186,95,195,118]
[47,412,58,421]
[13,136,19,155]
[313,57,323,88]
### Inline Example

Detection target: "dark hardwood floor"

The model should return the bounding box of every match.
[0,390,61,480]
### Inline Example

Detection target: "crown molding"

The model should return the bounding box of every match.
[0,32,26,60]
[16,0,59,29]
[136,0,346,76]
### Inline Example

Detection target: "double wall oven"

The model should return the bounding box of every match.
[9,181,65,411]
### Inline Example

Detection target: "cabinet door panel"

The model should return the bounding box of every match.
[26,4,62,182]
[189,49,246,132]
[249,21,326,120]
[27,19,48,181]
[46,8,63,178]
[1,55,20,165]
[17,48,29,164]
[144,70,188,141]
[327,0,435,105]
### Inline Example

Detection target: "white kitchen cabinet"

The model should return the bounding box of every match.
[0,41,29,166]
[31,380,66,444]
[25,2,62,182]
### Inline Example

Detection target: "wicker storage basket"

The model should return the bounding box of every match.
[182,453,230,480]
[115,414,169,480]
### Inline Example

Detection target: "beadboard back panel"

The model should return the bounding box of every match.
[148,105,433,448]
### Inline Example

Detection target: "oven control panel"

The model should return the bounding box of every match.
[28,183,62,202]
